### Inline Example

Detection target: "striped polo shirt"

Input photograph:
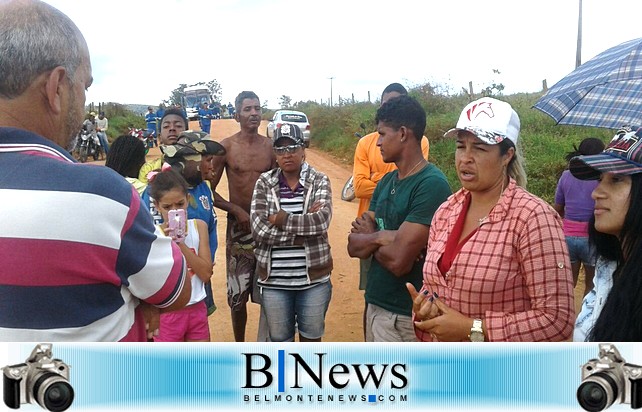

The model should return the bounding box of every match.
[0,127,187,341]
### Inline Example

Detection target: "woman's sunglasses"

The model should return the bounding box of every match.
[274,145,302,155]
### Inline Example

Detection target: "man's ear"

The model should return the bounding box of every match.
[399,125,408,142]
[44,66,67,115]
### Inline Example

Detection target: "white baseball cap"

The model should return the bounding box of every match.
[444,97,520,145]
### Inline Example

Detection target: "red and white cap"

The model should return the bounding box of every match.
[444,97,520,145]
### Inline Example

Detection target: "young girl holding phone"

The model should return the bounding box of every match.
[148,169,213,342]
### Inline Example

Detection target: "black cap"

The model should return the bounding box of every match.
[274,123,304,147]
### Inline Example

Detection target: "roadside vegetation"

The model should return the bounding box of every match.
[273,85,613,203]
[96,82,614,204]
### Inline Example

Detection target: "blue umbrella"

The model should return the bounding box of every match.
[534,37,642,129]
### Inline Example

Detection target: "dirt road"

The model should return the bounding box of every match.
[198,119,362,342]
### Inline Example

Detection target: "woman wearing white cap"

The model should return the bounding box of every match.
[408,97,574,342]
[570,127,642,342]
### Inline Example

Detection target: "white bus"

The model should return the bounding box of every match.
[183,85,212,120]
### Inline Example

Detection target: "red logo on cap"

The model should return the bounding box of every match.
[610,132,640,154]
[467,102,494,121]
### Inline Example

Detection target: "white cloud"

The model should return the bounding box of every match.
[45,0,642,108]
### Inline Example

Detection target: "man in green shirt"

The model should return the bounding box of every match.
[348,95,451,342]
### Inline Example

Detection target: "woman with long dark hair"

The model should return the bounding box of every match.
[570,127,642,341]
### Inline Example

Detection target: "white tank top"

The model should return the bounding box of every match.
[184,219,206,305]
[157,219,206,305]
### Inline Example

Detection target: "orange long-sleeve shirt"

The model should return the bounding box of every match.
[352,132,429,217]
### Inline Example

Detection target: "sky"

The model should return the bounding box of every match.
[45,0,642,109]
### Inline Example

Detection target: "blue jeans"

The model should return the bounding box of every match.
[261,281,332,342]
[566,236,596,266]
[96,131,109,154]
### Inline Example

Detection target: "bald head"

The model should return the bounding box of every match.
[0,0,87,98]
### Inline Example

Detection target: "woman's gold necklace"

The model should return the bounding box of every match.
[391,159,426,195]
[477,178,506,225]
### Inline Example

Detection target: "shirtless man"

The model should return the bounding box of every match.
[209,91,276,342]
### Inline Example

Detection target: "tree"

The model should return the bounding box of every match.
[206,79,222,103]
[278,95,292,109]
[480,69,505,97]
[166,83,187,106]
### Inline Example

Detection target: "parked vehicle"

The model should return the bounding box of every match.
[183,85,213,120]
[77,129,103,163]
[266,110,311,147]
[128,127,155,149]
[341,123,367,202]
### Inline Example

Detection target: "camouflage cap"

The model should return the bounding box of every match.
[160,143,201,159]
[177,131,226,156]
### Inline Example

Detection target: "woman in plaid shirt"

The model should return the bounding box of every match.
[250,124,333,342]
[409,97,575,342]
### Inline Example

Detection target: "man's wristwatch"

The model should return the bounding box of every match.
[469,319,485,342]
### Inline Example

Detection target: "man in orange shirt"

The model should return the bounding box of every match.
[352,83,429,336]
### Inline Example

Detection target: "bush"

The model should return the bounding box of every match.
[307,89,614,203]
[106,114,146,143]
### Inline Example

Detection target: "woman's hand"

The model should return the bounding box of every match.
[415,298,473,342]
[406,283,439,321]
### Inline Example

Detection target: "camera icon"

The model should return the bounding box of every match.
[577,343,642,411]
[3,344,74,411]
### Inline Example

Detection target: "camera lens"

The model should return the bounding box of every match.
[33,373,74,412]
[578,382,608,411]
[577,372,618,412]
[43,382,73,412]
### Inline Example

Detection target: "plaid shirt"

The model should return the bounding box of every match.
[250,163,333,281]
[418,179,575,342]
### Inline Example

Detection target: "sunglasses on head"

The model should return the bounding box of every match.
[274,145,301,155]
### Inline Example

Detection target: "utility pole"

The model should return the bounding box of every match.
[576,0,583,68]
[328,76,334,106]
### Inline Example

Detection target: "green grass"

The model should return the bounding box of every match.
[305,91,614,204]
[105,114,146,143]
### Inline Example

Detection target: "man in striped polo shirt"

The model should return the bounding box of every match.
[0,0,191,341]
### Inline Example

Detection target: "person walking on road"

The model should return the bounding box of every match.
[198,102,213,134]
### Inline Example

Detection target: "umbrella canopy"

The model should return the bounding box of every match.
[534,37,642,129]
